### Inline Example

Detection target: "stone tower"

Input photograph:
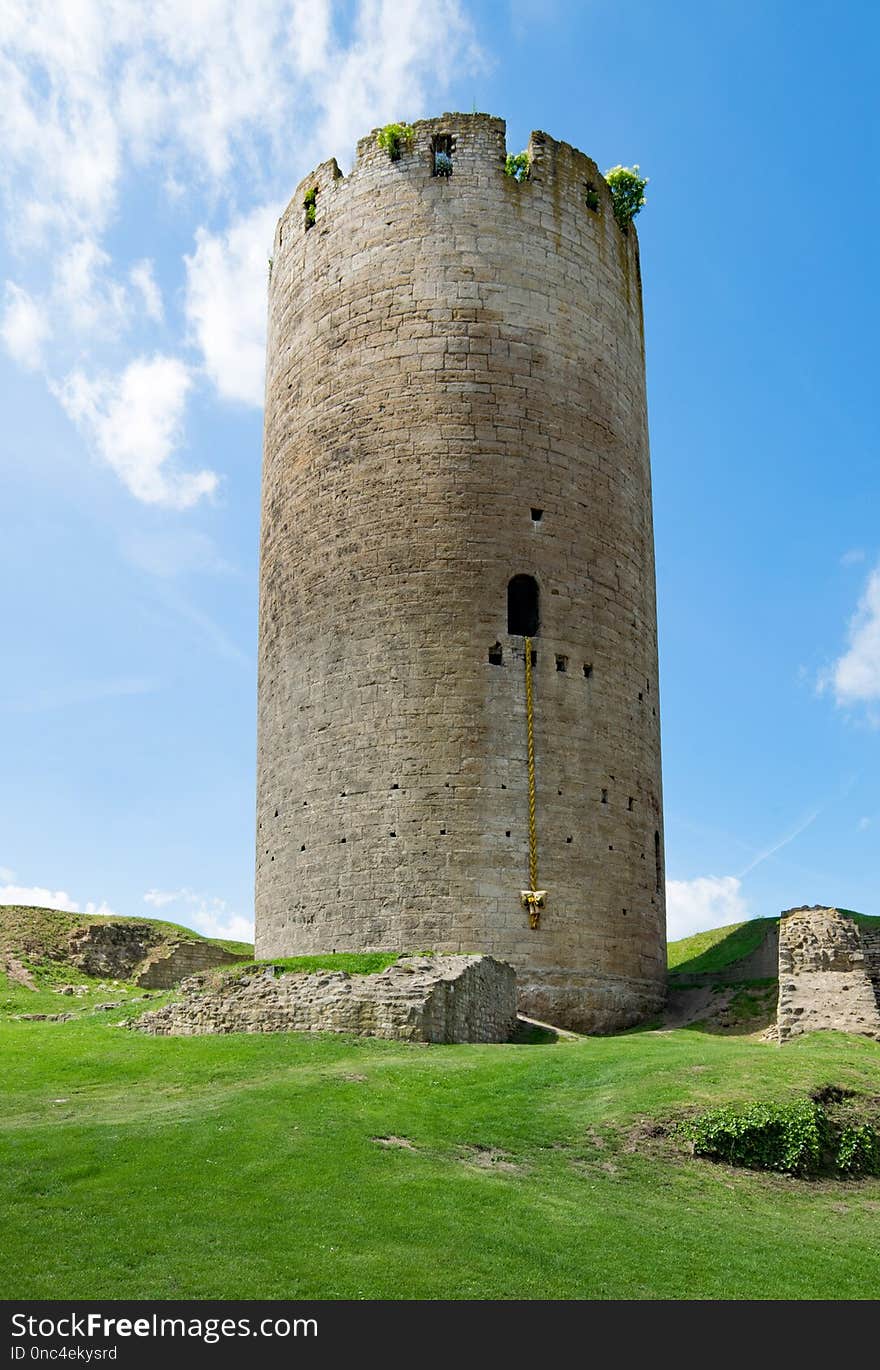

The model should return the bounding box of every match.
[256,114,665,1032]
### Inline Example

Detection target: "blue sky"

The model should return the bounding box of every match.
[1,0,878,944]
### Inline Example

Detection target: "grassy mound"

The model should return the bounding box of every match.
[0,904,253,963]
[668,918,777,976]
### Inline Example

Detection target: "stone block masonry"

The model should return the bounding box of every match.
[256,113,666,1033]
[134,954,517,1044]
[777,907,880,1043]
[67,921,242,985]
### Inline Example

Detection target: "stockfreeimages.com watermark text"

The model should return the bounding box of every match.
[10,1312,316,1352]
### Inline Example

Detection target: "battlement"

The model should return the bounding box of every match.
[275,113,626,258]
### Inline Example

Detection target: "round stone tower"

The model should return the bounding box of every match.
[256,114,666,1032]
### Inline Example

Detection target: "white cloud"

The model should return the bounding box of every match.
[1,1,484,495]
[1,2,483,245]
[823,563,880,713]
[841,548,866,566]
[665,875,751,942]
[130,259,163,323]
[1,282,50,369]
[54,238,128,335]
[143,888,253,943]
[143,888,183,908]
[54,355,217,508]
[0,883,119,917]
[0,866,17,882]
[185,203,279,407]
[0,883,79,911]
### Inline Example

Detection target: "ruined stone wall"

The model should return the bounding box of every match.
[777,907,880,1042]
[136,954,517,1044]
[135,941,243,988]
[68,922,242,985]
[256,114,665,1032]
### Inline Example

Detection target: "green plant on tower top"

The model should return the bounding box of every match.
[377,122,414,161]
[604,165,648,230]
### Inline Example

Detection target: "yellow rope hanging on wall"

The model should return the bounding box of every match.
[520,635,546,929]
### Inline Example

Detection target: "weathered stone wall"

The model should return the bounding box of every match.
[68,922,157,979]
[777,907,880,1043]
[135,954,517,1044]
[860,923,880,1001]
[256,114,666,1033]
[135,941,243,988]
[68,922,242,985]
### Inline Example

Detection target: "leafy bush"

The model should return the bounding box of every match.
[303,186,317,227]
[377,122,413,161]
[686,1100,826,1176]
[684,1096,880,1177]
[837,1122,880,1175]
[504,151,530,183]
[604,164,648,230]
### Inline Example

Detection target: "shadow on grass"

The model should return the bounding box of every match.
[508,1020,562,1046]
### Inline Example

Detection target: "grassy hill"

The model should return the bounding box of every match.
[667,917,778,976]
[0,903,253,965]
[667,908,879,980]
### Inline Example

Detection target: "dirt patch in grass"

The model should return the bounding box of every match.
[458,1144,523,1174]
[372,1135,416,1149]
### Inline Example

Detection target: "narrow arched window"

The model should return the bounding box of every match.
[507,575,539,636]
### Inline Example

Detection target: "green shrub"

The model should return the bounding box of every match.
[604,164,648,230]
[685,1097,880,1177]
[303,186,317,227]
[377,122,414,161]
[504,151,530,183]
[836,1121,880,1175]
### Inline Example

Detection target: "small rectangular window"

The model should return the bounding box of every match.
[432,135,454,177]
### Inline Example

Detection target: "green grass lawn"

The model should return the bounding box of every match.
[2,1003,879,1300]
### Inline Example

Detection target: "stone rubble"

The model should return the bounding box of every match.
[134,953,517,1044]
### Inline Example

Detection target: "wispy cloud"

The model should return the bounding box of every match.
[1,281,50,370]
[53,355,218,509]
[820,561,880,719]
[185,203,279,408]
[0,676,159,713]
[150,584,252,667]
[737,807,822,879]
[144,887,253,943]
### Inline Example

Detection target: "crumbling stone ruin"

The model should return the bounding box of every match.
[256,113,666,1033]
[777,906,880,1043]
[68,921,242,986]
[134,954,517,1044]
